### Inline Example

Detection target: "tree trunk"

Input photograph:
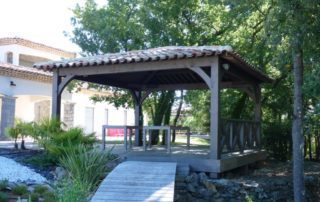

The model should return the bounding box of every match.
[316,131,320,161]
[172,90,184,143]
[308,133,312,160]
[303,136,307,158]
[161,104,172,145]
[151,91,175,145]
[291,35,305,201]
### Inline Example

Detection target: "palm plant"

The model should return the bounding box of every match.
[5,127,19,149]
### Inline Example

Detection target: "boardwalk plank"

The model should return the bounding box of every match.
[91,161,177,202]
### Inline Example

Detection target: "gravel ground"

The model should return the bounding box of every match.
[0,156,47,183]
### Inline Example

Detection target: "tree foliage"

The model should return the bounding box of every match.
[69,0,320,167]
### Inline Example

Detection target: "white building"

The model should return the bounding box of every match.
[0,37,134,139]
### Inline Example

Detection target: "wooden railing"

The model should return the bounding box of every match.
[219,119,261,154]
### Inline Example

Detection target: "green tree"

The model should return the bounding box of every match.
[69,0,233,144]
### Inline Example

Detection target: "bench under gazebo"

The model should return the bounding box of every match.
[34,46,272,176]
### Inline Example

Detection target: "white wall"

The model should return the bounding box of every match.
[71,91,135,137]
[0,43,135,137]
[0,44,65,65]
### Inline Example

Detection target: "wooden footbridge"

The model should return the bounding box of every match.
[91,161,177,202]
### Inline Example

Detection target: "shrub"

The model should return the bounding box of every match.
[30,193,40,202]
[5,119,34,149]
[12,185,28,196]
[22,154,55,168]
[55,179,88,202]
[29,119,64,145]
[44,127,96,161]
[5,127,19,149]
[33,185,48,195]
[0,191,9,202]
[25,119,97,162]
[43,191,55,202]
[263,121,292,161]
[0,180,8,191]
[59,144,114,191]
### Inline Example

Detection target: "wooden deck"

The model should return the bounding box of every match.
[91,161,177,202]
[108,144,267,174]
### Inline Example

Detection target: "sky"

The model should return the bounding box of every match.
[0,0,90,53]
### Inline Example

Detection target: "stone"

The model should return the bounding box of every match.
[187,183,196,193]
[274,179,287,186]
[186,193,194,201]
[199,188,214,199]
[25,180,38,186]
[213,198,223,202]
[185,173,199,184]
[243,181,259,188]
[54,167,67,180]
[198,172,208,184]
[305,175,317,184]
[212,179,231,187]
[258,192,268,199]
[203,181,217,193]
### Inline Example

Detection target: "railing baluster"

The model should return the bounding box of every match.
[256,123,261,149]
[221,119,261,154]
[229,122,234,151]
[239,123,244,153]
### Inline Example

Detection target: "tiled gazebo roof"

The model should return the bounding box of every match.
[34,46,271,83]
[34,46,232,69]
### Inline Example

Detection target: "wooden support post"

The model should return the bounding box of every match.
[143,128,147,151]
[124,127,128,152]
[131,90,143,146]
[189,59,221,160]
[254,85,262,148]
[210,57,221,160]
[167,128,171,153]
[102,126,106,150]
[52,70,62,119]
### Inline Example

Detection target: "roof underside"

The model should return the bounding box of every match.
[34,46,272,90]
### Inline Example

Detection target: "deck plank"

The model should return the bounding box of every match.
[91,161,177,202]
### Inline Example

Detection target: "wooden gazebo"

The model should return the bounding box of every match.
[34,46,272,175]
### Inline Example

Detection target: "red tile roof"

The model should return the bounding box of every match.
[0,37,76,59]
[34,46,272,83]
[0,62,52,83]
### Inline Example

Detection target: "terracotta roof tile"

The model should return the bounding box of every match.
[0,62,52,83]
[33,45,272,83]
[0,37,76,59]
[34,46,233,70]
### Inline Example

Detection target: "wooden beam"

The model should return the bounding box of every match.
[224,66,257,85]
[51,69,62,119]
[188,66,211,88]
[209,57,221,160]
[132,83,208,91]
[142,71,158,84]
[58,57,216,76]
[58,75,75,95]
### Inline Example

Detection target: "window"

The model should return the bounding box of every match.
[6,52,13,64]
